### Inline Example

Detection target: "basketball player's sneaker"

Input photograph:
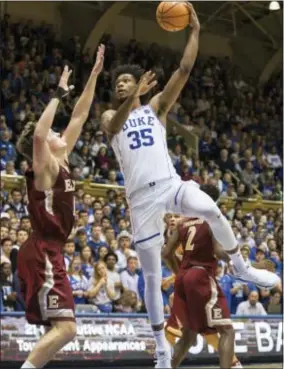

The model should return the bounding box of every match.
[231,360,243,368]
[154,347,172,368]
[233,265,280,289]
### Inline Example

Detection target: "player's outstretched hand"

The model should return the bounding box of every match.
[92,43,105,75]
[186,2,200,31]
[134,71,157,97]
[58,65,74,97]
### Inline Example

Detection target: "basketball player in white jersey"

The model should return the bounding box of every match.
[101,4,280,367]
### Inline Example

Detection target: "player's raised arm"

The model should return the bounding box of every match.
[63,44,105,154]
[151,3,200,118]
[33,66,73,176]
[101,71,157,138]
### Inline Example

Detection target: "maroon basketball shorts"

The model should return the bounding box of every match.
[171,267,231,334]
[18,236,75,326]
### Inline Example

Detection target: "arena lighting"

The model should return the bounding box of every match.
[269,1,281,11]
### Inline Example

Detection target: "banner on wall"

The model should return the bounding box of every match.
[0,315,283,362]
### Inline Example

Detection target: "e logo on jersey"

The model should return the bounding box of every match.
[64,179,75,192]
[213,308,223,319]
[48,295,59,309]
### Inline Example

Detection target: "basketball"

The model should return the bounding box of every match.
[156,2,191,32]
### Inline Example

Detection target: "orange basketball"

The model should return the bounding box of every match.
[156,2,190,32]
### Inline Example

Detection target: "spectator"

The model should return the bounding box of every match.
[88,261,115,313]
[12,270,25,311]
[161,263,175,314]
[0,262,16,311]
[19,215,31,232]
[241,162,258,196]
[104,252,122,301]
[1,160,18,175]
[3,188,28,218]
[91,131,107,157]
[10,229,29,274]
[68,256,89,307]
[0,237,12,264]
[97,245,109,262]
[75,228,89,250]
[216,149,234,173]
[80,246,94,280]
[236,291,267,316]
[114,290,139,313]
[264,290,282,314]
[120,257,140,305]
[63,239,76,270]
[115,231,137,272]
[237,227,256,249]
[88,225,107,252]
[240,245,251,267]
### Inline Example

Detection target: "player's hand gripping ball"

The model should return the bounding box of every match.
[156,1,191,32]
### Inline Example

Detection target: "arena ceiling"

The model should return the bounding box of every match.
[83,1,283,48]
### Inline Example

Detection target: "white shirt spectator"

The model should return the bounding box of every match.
[266,153,282,169]
[237,236,256,249]
[115,249,138,272]
[234,79,247,90]
[0,253,11,265]
[120,270,139,298]
[91,141,107,157]
[88,277,115,305]
[236,300,267,316]
[107,270,121,301]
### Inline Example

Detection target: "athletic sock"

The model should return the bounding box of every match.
[21,361,36,368]
[153,329,169,352]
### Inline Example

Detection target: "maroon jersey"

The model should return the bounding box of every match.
[25,166,75,242]
[178,218,217,276]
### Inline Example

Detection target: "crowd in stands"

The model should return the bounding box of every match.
[0,16,283,316]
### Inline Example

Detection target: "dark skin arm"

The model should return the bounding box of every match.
[162,228,182,275]
[150,3,200,123]
[101,71,157,140]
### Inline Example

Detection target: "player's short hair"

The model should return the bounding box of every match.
[16,121,36,161]
[112,64,144,86]
[200,184,220,202]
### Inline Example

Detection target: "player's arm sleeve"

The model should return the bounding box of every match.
[150,27,199,116]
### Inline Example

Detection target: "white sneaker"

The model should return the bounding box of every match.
[231,360,243,368]
[154,348,172,368]
[233,265,280,289]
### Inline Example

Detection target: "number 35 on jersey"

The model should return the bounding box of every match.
[127,128,155,150]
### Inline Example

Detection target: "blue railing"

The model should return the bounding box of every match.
[0,312,283,319]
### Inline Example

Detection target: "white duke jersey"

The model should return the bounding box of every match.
[111,105,178,197]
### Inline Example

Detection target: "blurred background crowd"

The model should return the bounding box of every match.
[0,16,283,316]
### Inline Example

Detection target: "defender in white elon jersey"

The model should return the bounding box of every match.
[101,4,280,368]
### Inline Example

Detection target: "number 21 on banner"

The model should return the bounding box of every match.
[185,226,196,251]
